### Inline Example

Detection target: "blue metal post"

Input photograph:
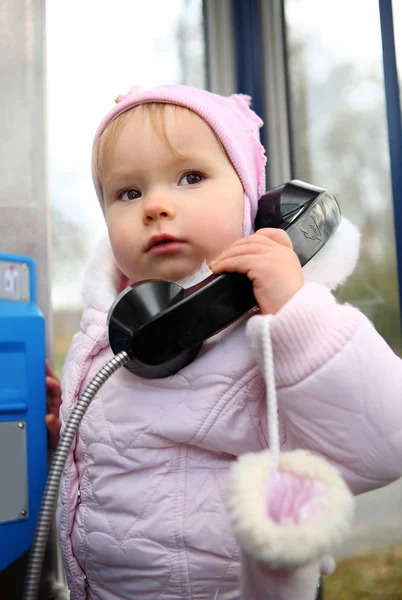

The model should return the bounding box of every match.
[232,0,267,182]
[379,0,402,317]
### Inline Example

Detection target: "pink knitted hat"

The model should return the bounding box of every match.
[92,84,267,235]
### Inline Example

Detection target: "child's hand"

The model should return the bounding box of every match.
[45,360,62,449]
[209,228,304,315]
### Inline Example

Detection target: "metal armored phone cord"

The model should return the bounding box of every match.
[23,351,131,600]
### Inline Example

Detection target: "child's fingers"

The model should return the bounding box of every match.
[209,235,294,270]
[210,254,255,276]
[45,413,58,428]
[45,414,61,449]
[45,360,62,447]
[223,229,293,250]
[210,251,275,279]
[46,375,62,414]
[46,375,61,395]
[46,377,62,403]
[47,398,62,416]
[210,242,277,267]
[255,228,293,248]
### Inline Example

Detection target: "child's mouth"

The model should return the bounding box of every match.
[146,234,186,255]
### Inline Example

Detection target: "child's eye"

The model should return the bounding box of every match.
[119,188,141,201]
[179,172,204,186]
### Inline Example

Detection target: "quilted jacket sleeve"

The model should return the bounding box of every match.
[246,282,402,495]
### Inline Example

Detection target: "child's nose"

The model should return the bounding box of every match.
[143,196,176,223]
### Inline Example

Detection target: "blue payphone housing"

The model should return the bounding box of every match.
[0,253,47,572]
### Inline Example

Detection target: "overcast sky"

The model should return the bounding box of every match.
[47,0,401,308]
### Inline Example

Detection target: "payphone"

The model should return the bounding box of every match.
[0,253,48,574]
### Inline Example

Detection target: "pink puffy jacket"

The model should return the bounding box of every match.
[57,220,402,599]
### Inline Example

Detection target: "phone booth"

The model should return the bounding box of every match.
[1,0,402,599]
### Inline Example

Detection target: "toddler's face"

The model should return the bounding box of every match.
[100,106,244,283]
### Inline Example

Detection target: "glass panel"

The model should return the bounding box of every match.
[388,1,402,229]
[393,0,402,95]
[46,0,206,372]
[285,0,401,356]
[284,2,402,596]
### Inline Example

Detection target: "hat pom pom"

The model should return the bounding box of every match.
[114,84,141,104]
[229,94,264,129]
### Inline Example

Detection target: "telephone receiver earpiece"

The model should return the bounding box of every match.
[107,180,341,378]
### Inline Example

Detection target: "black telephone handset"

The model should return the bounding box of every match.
[108,180,341,378]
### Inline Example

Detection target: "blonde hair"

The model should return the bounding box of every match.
[94,102,227,180]
[95,103,196,179]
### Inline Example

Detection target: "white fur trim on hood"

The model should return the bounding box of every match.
[302,217,360,290]
[81,217,360,314]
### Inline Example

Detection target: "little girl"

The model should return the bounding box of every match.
[55,84,402,600]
